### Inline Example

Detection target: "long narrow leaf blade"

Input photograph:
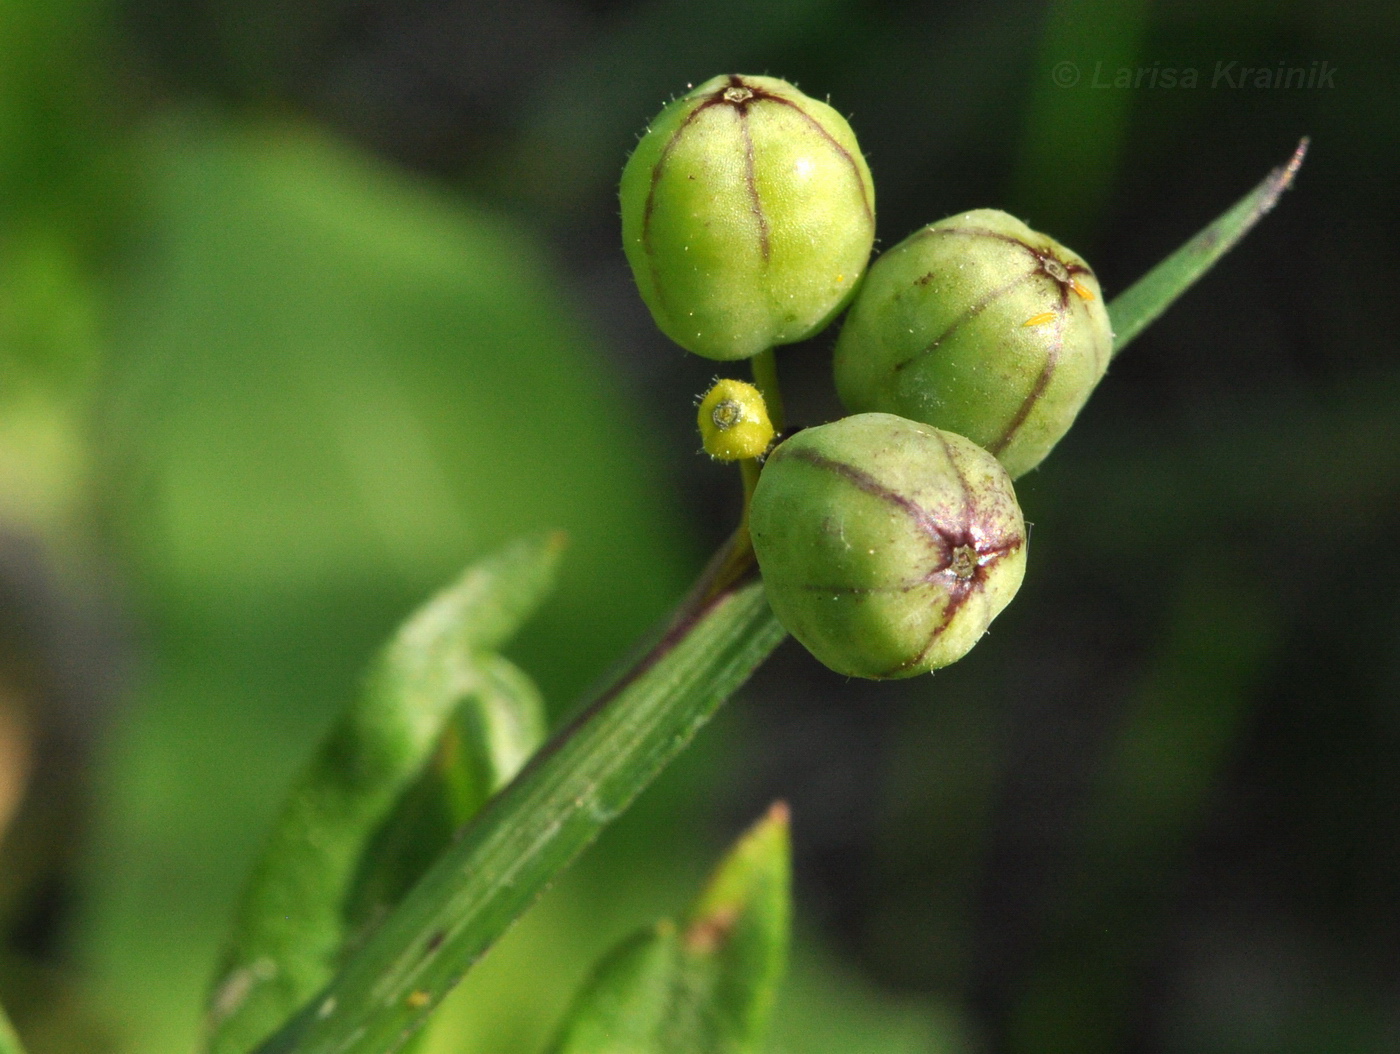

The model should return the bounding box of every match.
[256,579,787,1054]
[1109,139,1307,357]
[206,535,562,1054]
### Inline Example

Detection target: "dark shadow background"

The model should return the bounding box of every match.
[1,0,1397,1052]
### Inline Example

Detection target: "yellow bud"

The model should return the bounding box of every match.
[697,379,775,461]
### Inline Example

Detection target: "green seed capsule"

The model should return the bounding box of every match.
[833,209,1112,478]
[750,413,1027,679]
[620,74,876,361]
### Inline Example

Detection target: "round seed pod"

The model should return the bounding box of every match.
[750,413,1027,679]
[620,74,876,361]
[696,378,775,461]
[833,209,1112,478]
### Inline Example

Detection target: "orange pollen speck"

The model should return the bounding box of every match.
[1021,311,1057,328]
[1071,278,1096,301]
[406,991,430,1010]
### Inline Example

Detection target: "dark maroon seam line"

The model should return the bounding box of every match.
[782,447,951,555]
[757,95,874,223]
[879,579,974,677]
[797,580,927,595]
[918,226,1094,287]
[989,284,1070,455]
[892,270,1037,373]
[976,538,1025,559]
[737,107,771,261]
[640,98,724,313]
[915,225,1036,253]
[934,430,976,534]
[919,534,1021,585]
[642,98,722,230]
[881,528,1023,678]
[724,74,776,104]
[1033,248,1103,298]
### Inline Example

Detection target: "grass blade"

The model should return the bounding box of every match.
[256,568,786,1054]
[1109,138,1307,357]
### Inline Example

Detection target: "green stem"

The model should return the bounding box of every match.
[740,457,762,510]
[256,532,785,1054]
[739,345,783,531]
[749,348,786,433]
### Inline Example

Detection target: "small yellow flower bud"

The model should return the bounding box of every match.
[697,379,775,461]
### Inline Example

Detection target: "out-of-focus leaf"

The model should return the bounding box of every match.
[677,801,791,1052]
[0,201,104,553]
[0,0,115,242]
[1012,0,1151,240]
[549,803,791,1054]
[0,999,25,1054]
[767,943,972,1054]
[78,117,692,1054]
[255,578,786,1054]
[97,116,691,678]
[204,536,559,1054]
[549,924,685,1053]
[1108,139,1307,357]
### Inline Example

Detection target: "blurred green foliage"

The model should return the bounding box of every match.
[1,0,1397,1052]
[549,804,790,1054]
[77,116,697,1052]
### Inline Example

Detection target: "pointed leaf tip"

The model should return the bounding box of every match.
[687,801,791,936]
[679,804,792,1051]
[1108,138,1309,356]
